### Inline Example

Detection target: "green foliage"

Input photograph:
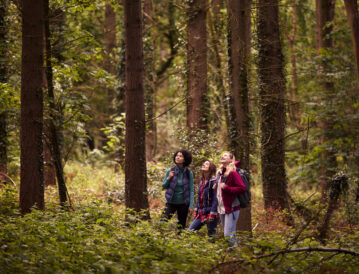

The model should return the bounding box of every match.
[102,114,125,157]
[172,126,219,177]
[0,186,228,273]
[2,182,359,273]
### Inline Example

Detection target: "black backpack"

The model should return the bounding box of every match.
[236,168,251,208]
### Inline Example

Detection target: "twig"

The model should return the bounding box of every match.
[209,247,359,272]
[284,126,313,140]
[145,96,187,123]
[0,172,17,186]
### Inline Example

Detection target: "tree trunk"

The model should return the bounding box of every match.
[344,0,359,85]
[116,34,126,170]
[104,0,116,115]
[43,0,68,206]
[144,0,157,161]
[145,0,180,161]
[105,1,116,74]
[208,0,231,146]
[43,143,56,186]
[20,0,45,214]
[187,0,207,129]
[257,0,289,211]
[124,0,149,216]
[0,113,6,184]
[227,0,251,171]
[0,0,7,183]
[316,0,337,200]
[227,0,252,232]
[286,0,303,135]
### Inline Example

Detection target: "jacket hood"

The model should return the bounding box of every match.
[235,161,241,169]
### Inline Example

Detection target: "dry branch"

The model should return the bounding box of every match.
[209,247,359,272]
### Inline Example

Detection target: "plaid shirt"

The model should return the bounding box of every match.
[194,177,219,222]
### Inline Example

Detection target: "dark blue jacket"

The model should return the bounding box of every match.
[195,176,218,215]
[163,166,193,207]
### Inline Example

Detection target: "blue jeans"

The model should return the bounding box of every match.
[188,217,219,237]
[220,210,240,247]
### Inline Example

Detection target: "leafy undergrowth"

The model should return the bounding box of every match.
[1,162,359,273]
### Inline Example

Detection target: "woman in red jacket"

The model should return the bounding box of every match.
[216,152,247,247]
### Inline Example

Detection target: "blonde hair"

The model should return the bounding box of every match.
[219,151,236,177]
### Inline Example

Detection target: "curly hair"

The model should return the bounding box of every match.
[173,149,192,167]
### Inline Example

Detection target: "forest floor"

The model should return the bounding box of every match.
[1,161,359,273]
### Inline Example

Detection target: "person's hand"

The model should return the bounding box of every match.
[188,208,194,215]
[221,183,226,189]
[168,171,175,179]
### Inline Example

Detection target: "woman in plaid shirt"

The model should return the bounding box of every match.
[188,160,219,237]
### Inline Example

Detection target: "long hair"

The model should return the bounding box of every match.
[219,151,236,177]
[202,160,216,178]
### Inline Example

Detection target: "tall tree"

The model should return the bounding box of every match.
[145,0,181,160]
[104,0,116,114]
[257,0,289,211]
[124,0,149,216]
[116,14,126,170]
[227,0,252,231]
[20,0,45,213]
[104,0,116,75]
[187,0,207,129]
[208,0,230,144]
[144,0,156,161]
[43,0,68,206]
[0,0,7,183]
[316,0,336,199]
[344,0,359,84]
[286,0,302,132]
[227,0,251,171]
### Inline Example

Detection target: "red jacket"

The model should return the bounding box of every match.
[219,168,247,214]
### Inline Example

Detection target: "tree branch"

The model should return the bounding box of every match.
[209,247,359,272]
[0,172,17,186]
[145,96,187,123]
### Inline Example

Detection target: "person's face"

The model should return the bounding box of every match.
[201,161,210,172]
[220,152,232,165]
[175,152,185,165]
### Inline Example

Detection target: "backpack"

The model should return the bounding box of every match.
[236,168,251,208]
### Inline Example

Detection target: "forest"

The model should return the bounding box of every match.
[1,0,359,272]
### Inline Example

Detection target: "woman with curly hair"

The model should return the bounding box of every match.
[216,152,247,247]
[188,160,219,238]
[161,149,194,230]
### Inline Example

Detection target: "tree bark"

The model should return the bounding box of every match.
[0,113,6,184]
[187,0,207,129]
[315,0,337,200]
[208,0,231,146]
[227,0,252,232]
[105,1,116,73]
[0,0,7,183]
[43,143,56,186]
[257,0,289,211]
[20,0,45,213]
[105,0,116,115]
[286,0,303,136]
[43,0,68,206]
[344,0,359,85]
[124,0,149,216]
[227,0,251,171]
[144,0,157,161]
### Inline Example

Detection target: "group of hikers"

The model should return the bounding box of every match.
[161,149,248,247]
